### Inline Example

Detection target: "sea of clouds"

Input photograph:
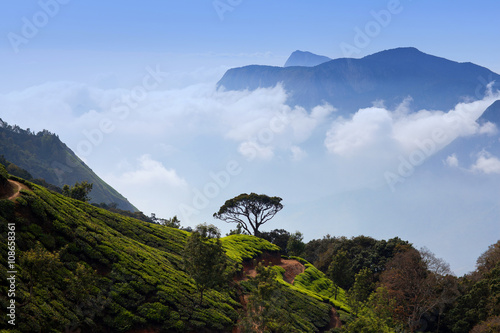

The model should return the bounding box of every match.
[1,79,499,274]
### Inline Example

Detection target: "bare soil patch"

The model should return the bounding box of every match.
[0,180,29,201]
[239,256,305,284]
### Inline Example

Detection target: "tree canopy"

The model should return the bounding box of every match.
[213,193,283,236]
[62,181,93,202]
[182,224,230,306]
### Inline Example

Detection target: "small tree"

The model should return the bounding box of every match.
[151,214,181,228]
[327,250,351,300]
[286,231,305,257]
[259,229,291,255]
[239,263,294,332]
[226,223,247,236]
[213,193,283,236]
[0,162,9,186]
[346,267,374,316]
[20,242,63,306]
[63,181,93,202]
[182,224,229,306]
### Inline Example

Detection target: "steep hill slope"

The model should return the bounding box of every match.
[218,47,500,113]
[0,171,341,332]
[0,119,136,211]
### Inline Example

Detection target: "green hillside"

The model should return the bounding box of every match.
[0,120,136,211]
[0,172,342,332]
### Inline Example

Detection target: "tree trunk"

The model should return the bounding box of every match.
[199,289,204,306]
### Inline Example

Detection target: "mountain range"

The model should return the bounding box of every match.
[218,47,500,113]
[1,46,500,332]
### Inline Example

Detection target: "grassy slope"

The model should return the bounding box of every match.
[292,262,350,312]
[0,179,237,332]
[0,177,338,332]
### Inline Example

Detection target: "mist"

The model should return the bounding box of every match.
[1,79,499,275]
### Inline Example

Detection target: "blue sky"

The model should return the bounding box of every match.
[1,0,500,275]
[2,0,500,89]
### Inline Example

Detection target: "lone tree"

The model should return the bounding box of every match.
[213,193,283,236]
[182,224,230,306]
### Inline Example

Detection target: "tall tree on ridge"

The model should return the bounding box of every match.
[213,193,283,236]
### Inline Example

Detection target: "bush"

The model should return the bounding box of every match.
[0,162,9,184]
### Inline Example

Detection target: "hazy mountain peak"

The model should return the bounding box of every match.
[284,50,332,67]
[479,99,500,124]
[219,47,500,112]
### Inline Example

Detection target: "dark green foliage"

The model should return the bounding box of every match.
[182,224,230,306]
[0,120,136,210]
[92,202,153,222]
[442,242,500,332]
[213,192,283,236]
[287,231,306,257]
[226,223,247,236]
[0,156,63,193]
[328,250,351,299]
[346,267,374,316]
[307,235,411,290]
[239,263,294,332]
[0,181,241,332]
[342,286,399,333]
[151,214,181,228]
[259,229,290,255]
[303,234,336,266]
[0,162,9,184]
[62,181,93,202]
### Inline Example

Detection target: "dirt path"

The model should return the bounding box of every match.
[326,308,342,330]
[0,180,29,201]
[240,257,305,284]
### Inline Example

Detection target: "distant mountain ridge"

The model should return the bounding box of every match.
[284,50,332,67]
[218,47,500,113]
[479,99,500,124]
[0,119,137,211]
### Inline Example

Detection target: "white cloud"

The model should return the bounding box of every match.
[290,146,307,161]
[222,86,334,160]
[445,154,459,168]
[2,77,500,278]
[103,155,190,216]
[238,141,274,160]
[116,154,188,188]
[324,107,393,156]
[479,121,498,135]
[471,151,500,174]
[325,93,500,158]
